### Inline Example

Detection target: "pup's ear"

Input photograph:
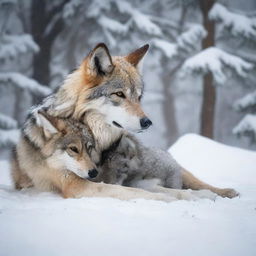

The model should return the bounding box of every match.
[36,110,60,139]
[89,43,114,76]
[125,44,149,73]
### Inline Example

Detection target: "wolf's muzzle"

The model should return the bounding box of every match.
[140,117,152,129]
[88,169,98,178]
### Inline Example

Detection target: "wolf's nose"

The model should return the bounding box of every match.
[140,117,152,129]
[88,169,98,178]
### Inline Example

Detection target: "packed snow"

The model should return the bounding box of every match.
[0,134,255,256]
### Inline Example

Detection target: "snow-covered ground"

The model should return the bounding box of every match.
[0,134,255,256]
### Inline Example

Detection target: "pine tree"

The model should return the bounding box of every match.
[178,1,254,139]
[0,0,51,147]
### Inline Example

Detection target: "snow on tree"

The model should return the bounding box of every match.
[152,39,178,58]
[0,129,20,147]
[233,90,256,142]
[0,0,51,148]
[0,34,39,60]
[202,2,255,144]
[51,0,169,86]
[0,73,51,97]
[0,113,17,130]
[209,3,256,40]
[177,24,207,51]
[181,47,253,84]
[152,24,207,58]
[233,114,256,142]
[167,1,256,141]
[234,90,256,112]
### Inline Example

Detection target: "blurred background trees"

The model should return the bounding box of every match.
[0,0,255,158]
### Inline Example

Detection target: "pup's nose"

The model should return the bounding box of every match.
[88,169,98,178]
[140,117,152,129]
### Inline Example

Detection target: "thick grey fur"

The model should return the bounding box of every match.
[93,134,183,189]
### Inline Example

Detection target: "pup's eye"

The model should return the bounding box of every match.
[69,146,79,154]
[138,95,142,101]
[115,92,126,98]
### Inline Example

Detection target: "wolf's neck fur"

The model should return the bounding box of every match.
[85,111,123,151]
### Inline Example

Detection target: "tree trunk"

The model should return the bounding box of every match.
[199,0,216,138]
[31,0,68,86]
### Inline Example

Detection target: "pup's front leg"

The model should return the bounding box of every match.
[60,173,175,202]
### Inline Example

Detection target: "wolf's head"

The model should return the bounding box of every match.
[74,43,152,133]
[35,111,99,179]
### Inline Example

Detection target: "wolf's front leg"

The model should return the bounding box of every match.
[130,179,217,201]
[59,173,175,202]
[152,186,218,201]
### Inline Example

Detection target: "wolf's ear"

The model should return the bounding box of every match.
[36,111,59,139]
[125,44,149,73]
[89,43,114,76]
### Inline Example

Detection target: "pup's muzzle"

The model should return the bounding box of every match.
[88,169,98,178]
[140,117,152,130]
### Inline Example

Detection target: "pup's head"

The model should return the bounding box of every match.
[75,43,152,132]
[36,111,99,179]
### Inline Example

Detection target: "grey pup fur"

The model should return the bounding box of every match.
[94,134,183,189]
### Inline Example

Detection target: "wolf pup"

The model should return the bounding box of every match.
[12,110,174,201]
[94,134,237,200]
[22,43,238,200]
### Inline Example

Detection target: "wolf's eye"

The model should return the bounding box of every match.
[69,146,79,154]
[114,92,126,98]
[138,95,142,101]
[87,142,93,153]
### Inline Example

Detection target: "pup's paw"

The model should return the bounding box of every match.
[217,188,239,198]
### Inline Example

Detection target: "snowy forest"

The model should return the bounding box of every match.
[0,0,256,159]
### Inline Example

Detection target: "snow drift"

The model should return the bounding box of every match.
[0,134,255,256]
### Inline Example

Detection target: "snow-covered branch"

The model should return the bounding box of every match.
[63,0,83,19]
[233,114,256,141]
[86,0,162,36]
[0,113,17,129]
[234,90,256,111]
[152,39,178,58]
[0,73,52,96]
[131,9,162,36]
[0,34,39,60]
[152,25,206,59]
[0,129,20,147]
[177,24,207,50]
[98,15,129,34]
[209,3,256,40]
[181,47,253,84]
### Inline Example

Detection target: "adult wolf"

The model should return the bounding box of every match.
[24,43,238,199]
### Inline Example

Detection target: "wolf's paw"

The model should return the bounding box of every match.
[191,189,217,201]
[217,188,239,198]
